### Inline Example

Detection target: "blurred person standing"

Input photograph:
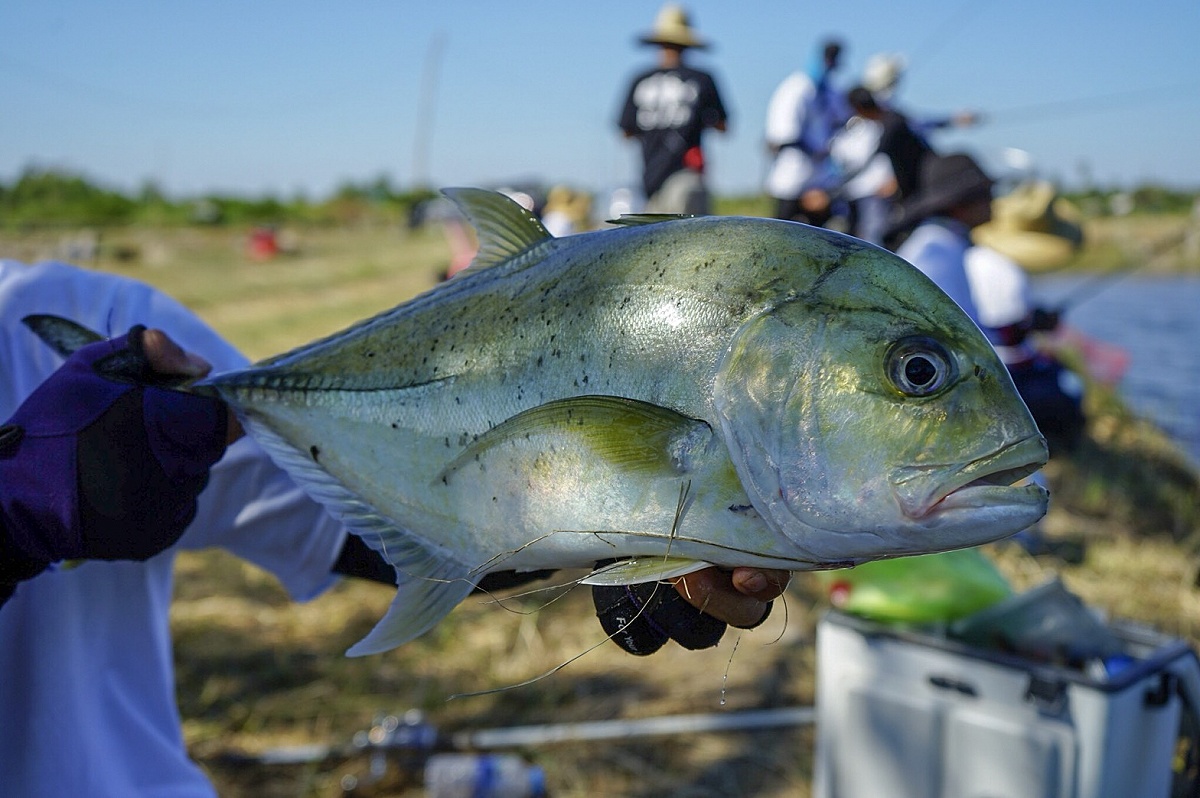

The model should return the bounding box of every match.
[617,4,729,215]
[764,37,850,226]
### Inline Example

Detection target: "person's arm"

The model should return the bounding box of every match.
[0,327,229,608]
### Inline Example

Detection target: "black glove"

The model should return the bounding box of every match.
[591,559,730,655]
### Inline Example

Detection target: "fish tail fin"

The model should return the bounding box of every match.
[22,314,104,356]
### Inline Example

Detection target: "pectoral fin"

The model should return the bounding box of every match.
[581,557,713,586]
[435,395,714,486]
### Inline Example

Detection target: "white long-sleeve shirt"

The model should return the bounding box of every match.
[0,260,347,797]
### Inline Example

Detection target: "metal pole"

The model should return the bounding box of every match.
[454,706,816,750]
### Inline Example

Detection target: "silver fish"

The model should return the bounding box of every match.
[30,189,1050,655]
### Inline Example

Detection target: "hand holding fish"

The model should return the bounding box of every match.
[675,566,790,628]
[594,565,790,655]
[0,326,229,599]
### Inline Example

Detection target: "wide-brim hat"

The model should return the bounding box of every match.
[973,180,1084,271]
[638,4,709,50]
[894,153,994,227]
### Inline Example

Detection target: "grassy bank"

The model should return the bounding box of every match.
[3,210,1199,797]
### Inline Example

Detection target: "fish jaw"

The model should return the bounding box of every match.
[889,434,1049,524]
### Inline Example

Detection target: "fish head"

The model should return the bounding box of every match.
[713,244,1048,564]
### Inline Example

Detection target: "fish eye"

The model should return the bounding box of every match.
[885,336,957,397]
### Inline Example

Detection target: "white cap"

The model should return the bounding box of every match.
[863,53,907,98]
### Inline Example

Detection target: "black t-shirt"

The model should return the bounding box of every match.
[877,109,933,200]
[618,65,727,198]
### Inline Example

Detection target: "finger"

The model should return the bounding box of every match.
[141,329,245,444]
[672,568,769,630]
[141,328,212,378]
[730,567,791,602]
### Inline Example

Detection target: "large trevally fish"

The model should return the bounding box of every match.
[30,189,1050,655]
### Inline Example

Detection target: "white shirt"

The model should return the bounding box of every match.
[0,260,347,797]
[896,218,992,340]
[763,71,845,199]
[964,246,1037,364]
[829,117,895,201]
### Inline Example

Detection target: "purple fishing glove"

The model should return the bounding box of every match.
[0,326,228,596]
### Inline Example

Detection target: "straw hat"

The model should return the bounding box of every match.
[973,180,1084,270]
[543,185,593,224]
[638,4,709,50]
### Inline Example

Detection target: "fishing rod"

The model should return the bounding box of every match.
[213,704,817,763]
[1053,223,1194,311]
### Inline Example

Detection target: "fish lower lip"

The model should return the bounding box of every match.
[891,435,1049,519]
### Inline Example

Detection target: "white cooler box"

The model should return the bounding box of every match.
[813,600,1200,798]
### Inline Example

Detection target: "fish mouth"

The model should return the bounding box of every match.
[890,434,1049,520]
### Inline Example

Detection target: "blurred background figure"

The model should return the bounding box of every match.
[617,4,729,215]
[892,152,994,327]
[964,244,1086,457]
[764,37,850,227]
[830,85,933,245]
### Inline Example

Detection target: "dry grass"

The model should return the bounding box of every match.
[4,215,1200,796]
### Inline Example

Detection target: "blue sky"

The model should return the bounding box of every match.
[2,1,1197,200]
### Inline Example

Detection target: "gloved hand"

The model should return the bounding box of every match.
[592,562,784,656]
[0,326,229,590]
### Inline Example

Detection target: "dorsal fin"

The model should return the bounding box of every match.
[606,213,693,227]
[442,187,553,270]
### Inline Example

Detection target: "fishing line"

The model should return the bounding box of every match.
[448,578,672,701]
[455,481,699,699]
[904,0,996,73]
[472,573,586,615]
[720,634,742,706]
[984,82,1200,128]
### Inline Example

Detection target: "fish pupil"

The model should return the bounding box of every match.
[905,356,937,387]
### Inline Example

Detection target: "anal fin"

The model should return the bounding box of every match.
[581,556,713,586]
